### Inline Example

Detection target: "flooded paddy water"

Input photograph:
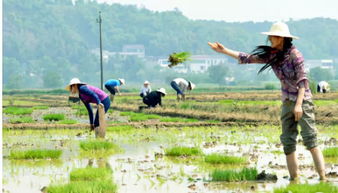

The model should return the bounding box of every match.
[2,93,338,193]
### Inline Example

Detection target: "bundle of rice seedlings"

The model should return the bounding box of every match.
[168,52,191,68]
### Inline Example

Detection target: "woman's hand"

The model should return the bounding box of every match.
[208,42,226,53]
[294,105,303,121]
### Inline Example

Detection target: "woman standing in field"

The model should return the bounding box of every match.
[66,78,110,132]
[208,22,326,181]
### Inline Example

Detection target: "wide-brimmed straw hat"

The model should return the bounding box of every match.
[119,78,125,85]
[65,78,86,91]
[157,88,167,95]
[189,81,196,90]
[261,22,299,39]
[144,80,150,85]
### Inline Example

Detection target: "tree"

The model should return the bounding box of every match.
[42,71,64,88]
[309,67,334,82]
[207,64,230,84]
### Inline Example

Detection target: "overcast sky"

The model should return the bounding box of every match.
[97,0,338,22]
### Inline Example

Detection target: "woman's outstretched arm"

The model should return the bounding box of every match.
[208,42,240,59]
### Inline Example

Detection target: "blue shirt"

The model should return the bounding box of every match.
[105,79,120,87]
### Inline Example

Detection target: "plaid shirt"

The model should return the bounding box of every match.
[238,46,312,101]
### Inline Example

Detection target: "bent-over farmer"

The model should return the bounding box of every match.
[104,78,125,102]
[66,78,110,132]
[170,78,195,101]
[141,88,166,109]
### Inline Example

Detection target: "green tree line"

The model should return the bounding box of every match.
[3,0,338,89]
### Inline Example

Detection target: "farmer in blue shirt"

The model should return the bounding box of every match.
[104,78,125,102]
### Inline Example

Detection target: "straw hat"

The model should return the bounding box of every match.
[261,22,299,39]
[144,80,150,85]
[65,78,85,91]
[119,78,125,85]
[189,82,196,90]
[157,88,167,95]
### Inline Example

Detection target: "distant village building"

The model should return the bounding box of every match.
[91,44,145,61]
[305,59,335,71]
[158,55,228,73]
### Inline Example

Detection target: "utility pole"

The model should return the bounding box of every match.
[97,11,103,89]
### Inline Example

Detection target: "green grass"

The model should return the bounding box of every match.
[211,168,258,181]
[165,146,202,156]
[47,181,117,193]
[80,140,119,151]
[9,116,35,123]
[204,153,247,164]
[323,147,338,157]
[159,117,199,122]
[58,119,77,124]
[120,111,161,121]
[32,106,49,110]
[70,167,112,182]
[273,183,338,193]
[43,114,65,121]
[218,100,281,106]
[4,107,33,115]
[72,105,88,116]
[9,149,62,159]
[107,125,135,132]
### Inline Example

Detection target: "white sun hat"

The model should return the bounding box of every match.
[144,80,150,84]
[119,78,125,85]
[189,82,196,90]
[65,78,85,91]
[261,22,299,39]
[157,88,167,95]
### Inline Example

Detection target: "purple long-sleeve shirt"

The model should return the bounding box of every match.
[238,46,312,102]
[78,85,108,124]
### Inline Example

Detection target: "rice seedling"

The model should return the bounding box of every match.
[165,146,202,156]
[10,159,63,167]
[159,117,199,122]
[106,125,135,132]
[3,107,33,115]
[273,183,338,193]
[70,167,112,182]
[211,168,258,182]
[204,153,247,164]
[47,181,117,193]
[120,111,161,121]
[32,106,49,110]
[58,119,77,124]
[322,147,338,157]
[9,116,35,123]
[9,149,62,159]
[168,52,191,68]
[72,105,88,116]
[80,140,120,151]
[43,114,65,121]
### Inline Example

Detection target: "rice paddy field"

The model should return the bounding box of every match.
[2,91,338,193]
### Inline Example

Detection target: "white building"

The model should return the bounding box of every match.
[91,44,145,62]
[158,55,228,73]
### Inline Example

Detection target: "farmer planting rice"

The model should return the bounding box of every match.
[170,78,196,101]
[104,78,125,102]
[140,80,152,98]
[140,88,166,109]
[66,78,110,132]
[208,22,326,181]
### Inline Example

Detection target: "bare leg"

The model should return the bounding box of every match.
[182,94,186,101]
[110,94,114,103]
[177,94,181,101]
[309,147,326,180]
[286,152,299,180]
